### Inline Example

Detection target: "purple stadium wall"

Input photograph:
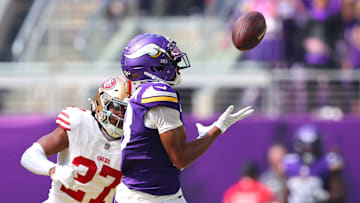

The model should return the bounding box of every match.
[1,114,360,203]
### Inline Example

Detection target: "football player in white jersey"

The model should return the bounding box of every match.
[116,33,254,202]
[21,76,132,203]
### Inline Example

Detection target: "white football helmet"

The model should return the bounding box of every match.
[92,76,132,139]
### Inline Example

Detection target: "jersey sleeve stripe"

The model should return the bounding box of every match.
[141,96,178,104]
[57,116,70,126]
[60,112,70,119]
[57,113,70,123]
[56,117,70,128]
[56,120,71,130]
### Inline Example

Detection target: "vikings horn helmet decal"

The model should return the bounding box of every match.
[121,33,190,86]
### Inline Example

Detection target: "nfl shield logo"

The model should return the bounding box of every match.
[104,143,110,150]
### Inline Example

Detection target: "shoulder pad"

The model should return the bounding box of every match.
[56,107,89,131]
[135,82,180,110]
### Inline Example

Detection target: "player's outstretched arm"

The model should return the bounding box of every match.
[161,105,254,169]
[20,127,78,189]
[196,105,253,139]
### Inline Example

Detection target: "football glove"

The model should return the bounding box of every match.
[214,105,254,133]
[195,123,215,139]
[50,165,78,189]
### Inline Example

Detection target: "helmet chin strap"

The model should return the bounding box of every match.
[144,71,182,86]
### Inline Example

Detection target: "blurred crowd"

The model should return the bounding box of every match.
[2,0,359,68]
[128,0,360,70]
[3,0,358,69]
[0,0,359,115]
[223,125,345,203]
[217,0,360,115]
[101,0,360,115]
[226,0,360,70]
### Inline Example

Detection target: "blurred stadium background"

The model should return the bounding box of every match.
[1,0,360,202]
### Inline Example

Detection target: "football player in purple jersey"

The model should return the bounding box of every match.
[115,33,254,202]
[283,125,345,203]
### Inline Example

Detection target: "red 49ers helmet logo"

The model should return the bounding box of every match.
[103,78,116,89]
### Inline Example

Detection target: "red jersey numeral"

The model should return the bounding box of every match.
[89,165,123,203]
[60,156,123,202]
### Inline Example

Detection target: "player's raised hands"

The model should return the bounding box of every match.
[50,165,78,189]
[214,105,254,133]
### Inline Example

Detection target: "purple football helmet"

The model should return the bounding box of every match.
[294,125,323,164]
[121,33,190,84]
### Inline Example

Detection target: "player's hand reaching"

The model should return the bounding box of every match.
[195,123,215,139]
[50,165,78,189]
[214,105,254,133]
[195,106,254,138]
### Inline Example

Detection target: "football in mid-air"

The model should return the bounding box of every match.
[232,11,267,51]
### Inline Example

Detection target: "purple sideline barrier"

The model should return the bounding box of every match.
[1,114,360,203]
[0,115,57,203]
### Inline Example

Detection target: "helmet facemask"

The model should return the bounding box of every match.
[142,41,189,86]
[165,40,191,70]
[98,95,127,139]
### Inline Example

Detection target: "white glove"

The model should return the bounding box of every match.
[214,105,254,133]
[195,123,215,139]
[50,165,78,189]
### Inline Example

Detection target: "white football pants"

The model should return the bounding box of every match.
[115,182,187,203]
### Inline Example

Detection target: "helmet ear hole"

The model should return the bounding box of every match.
[150,66,165,72]
[155,66,164,71]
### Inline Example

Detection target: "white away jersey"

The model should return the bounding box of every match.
[46,107,122,203]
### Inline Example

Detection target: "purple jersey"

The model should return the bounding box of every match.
[121,82,183,195]
[283,153,342,185]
